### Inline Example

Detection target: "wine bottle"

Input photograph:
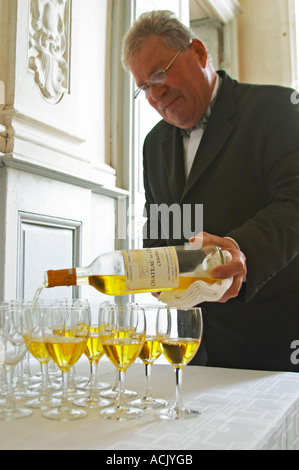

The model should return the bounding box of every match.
[44,244,225,296]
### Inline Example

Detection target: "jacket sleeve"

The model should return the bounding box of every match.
[227,88,299,301]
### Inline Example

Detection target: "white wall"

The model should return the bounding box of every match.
[0,0,126,302]
[238,0,295,87]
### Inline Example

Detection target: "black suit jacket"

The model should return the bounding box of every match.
[143,71,299,371]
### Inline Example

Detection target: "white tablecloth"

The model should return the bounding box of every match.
[1,358,299,451]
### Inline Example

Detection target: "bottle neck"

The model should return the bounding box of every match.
[45,268,77,288]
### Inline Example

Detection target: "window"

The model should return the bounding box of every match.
[295,0,299,89]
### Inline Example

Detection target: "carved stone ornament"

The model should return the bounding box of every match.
[28,0,71,104]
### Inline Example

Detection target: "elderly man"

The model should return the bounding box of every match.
[121,10,299,372]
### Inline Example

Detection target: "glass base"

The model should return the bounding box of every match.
[25,396,61,410]
[42,405,87,422]
[77,380,110,392]
[0,407,33,421]
[157,406,200,420]
[73,396,112,409]
[100,404,143,421]
[53,388,87,399]
[129,396,168,410]
[100,387,137,399]
[29,381,60,392]
[13,388,39,400]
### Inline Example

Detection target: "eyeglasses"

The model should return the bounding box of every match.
[134,49,181,100]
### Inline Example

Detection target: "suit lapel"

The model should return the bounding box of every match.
[161,126,186,203]
[181,72,237,200]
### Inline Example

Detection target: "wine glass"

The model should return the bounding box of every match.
[22,305,61,410]
[156,306,203,420]
[41,303,90,421]
[73,322,112,409]
[98,303,145,420]
[129,304,168,410]
[76,302,111,394]
[99,302,137,400]
[9,300,39,399]
[0,302,33,420]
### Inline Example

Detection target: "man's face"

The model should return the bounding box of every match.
[129,36,214,129]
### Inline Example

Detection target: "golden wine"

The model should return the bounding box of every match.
[87,274,216,296]
[101,337,145,371]
[159,338,201,368]
[139,336,162,364]
[46,336,87,373]
[25,337,51,364]
[84,327,105,362]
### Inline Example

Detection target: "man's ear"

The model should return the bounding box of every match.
[190,38,209,68]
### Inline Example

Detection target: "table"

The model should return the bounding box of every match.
[1,359,299,451]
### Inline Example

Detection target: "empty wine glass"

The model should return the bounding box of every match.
[129,304,168,410]
[98,303,145,420]
[156,306,203,420]
[22,305,61,409]
[41,303,90,421]
[0,302,33,420]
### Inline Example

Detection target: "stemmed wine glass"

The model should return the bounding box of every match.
[0,302,33,420]
[156,306,203,420]
[99,302,137,400]
[41,303,90,421]
[98,303,145,420]
[23,304,61,410]
[73,322,112,409]
[129,304,168,410]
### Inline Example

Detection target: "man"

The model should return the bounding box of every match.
[121,10,299,371]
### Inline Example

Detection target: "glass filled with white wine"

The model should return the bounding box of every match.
[41,303,90,421]
[73,320,112,409]
[98,303,145,421]
[156,306,203,420]
[129,304,168,410]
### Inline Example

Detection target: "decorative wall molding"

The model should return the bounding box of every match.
[0,152,125,199]
[28,0,72,104]
[190,0,242,24]
[17,211,82,300]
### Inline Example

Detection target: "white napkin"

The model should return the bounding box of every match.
[158,251,232,310]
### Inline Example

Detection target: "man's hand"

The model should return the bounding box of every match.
[190,231,247,303]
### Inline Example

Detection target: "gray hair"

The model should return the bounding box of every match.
[121,10,196,70]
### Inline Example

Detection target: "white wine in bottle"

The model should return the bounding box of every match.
[44,244,225,296]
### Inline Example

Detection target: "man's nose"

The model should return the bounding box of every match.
[147,83,167,101]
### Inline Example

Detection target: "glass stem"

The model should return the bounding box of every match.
[24,352,31,379]
[5,365,16,410]
[15,359,26,391]
[40,362,51,397]
[113,368,118,390]
[68,368,76,392]
[61,370,70,408]
[117,369,126,408]
[144,363,153,399]
[89,361,99,400]
[174,367,184,412]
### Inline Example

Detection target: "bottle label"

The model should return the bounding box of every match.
[122,247,179,291]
